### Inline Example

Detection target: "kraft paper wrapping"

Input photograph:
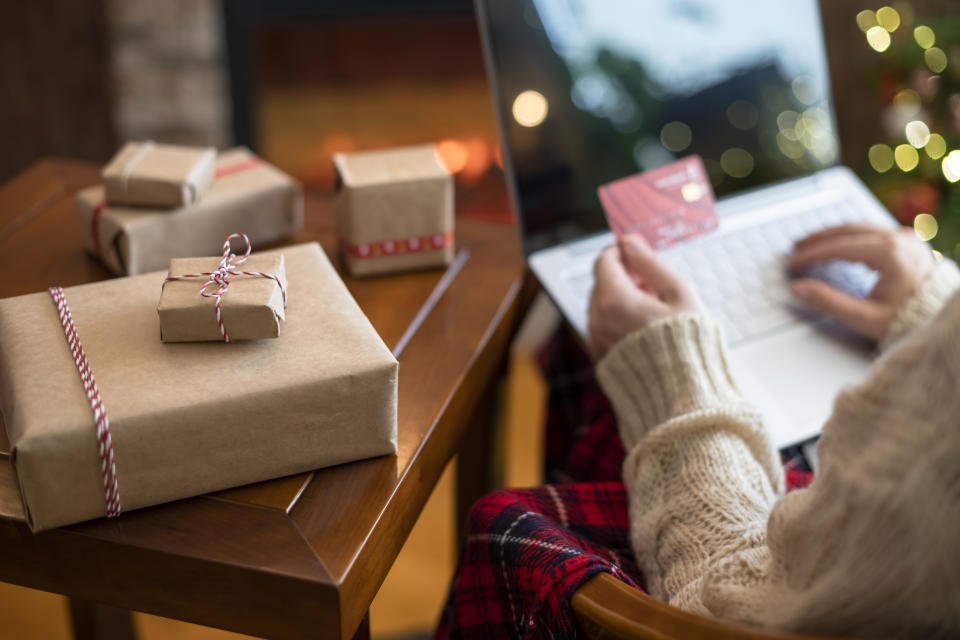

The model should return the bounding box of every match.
[78,148,304,276]
[0,243,397,532]
[102,141,216,208]
[158,254,287,343]
[334,145,454,277]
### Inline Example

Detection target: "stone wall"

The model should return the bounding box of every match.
[106,0,230,148]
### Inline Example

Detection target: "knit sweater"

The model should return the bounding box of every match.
[596,259,960,638]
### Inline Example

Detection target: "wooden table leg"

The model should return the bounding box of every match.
[456,378,501,541]
[68,598,136,640]
[351,611,370,640]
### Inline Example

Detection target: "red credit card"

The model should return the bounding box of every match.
[598,155,718,249]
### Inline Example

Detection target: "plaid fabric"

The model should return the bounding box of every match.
[436,325,815,640]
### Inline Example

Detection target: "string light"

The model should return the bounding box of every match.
[913,213,938,241]
[894,144,919,171]
[943,150,960,182]
[914,25,935,49]
[866,26,891,52]
[856,10,878,32]
[868,144,895,172]
[926,133,947,160]
[875,6,901,31]
[924,47,948,73]
[893,89,921,113]
[905,120,931,148]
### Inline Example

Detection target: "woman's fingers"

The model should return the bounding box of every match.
[792,223,887,251]
[593,244,638,295]
[791,278,887,339]
[789,232,894,272]
[618,234,689,302]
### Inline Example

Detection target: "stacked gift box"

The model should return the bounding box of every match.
[77,142,304,276]
[0,142,407,531]
[0,141,461,531]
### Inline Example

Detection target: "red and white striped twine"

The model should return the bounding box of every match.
[163,233,287,343]
[48,286,122,518]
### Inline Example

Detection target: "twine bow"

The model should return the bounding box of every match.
[163,233,287,342]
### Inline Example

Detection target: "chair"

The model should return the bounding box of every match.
[572,573,837,640]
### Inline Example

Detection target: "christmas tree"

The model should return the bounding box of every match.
[856,3,960,260]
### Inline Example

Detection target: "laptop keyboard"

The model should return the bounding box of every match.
[566,200,881,345]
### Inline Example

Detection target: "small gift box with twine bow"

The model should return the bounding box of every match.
[102,141,216,208]
[158,233,287,343]
[333,144,454,277]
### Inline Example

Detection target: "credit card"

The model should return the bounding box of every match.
[598,155,718,249]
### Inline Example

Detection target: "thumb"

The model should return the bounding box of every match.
[791,278,886,339]
[619,234,686,301]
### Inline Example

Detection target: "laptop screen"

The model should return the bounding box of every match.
[477,0,839,254]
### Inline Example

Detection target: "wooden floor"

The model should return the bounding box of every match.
[0,296,558,640]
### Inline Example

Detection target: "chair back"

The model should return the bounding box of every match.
[571,573,840,640]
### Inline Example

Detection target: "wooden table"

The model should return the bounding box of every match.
[0,158,526,639]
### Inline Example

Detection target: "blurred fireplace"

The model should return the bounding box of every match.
[223,0,510,219]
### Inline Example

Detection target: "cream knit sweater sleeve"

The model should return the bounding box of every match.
[596,259,960,637]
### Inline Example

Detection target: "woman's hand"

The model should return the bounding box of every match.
[789,224,936,340]
[588,235,702,358]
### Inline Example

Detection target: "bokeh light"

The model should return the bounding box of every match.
[660,121,692,152]
[943,150,960,182]
[726,100,759,130]
[893,89,921,114]
[905,120,931,148]
[856,10,878,32]
[866,26,891,52]
[924,47,948,73]
[435,139,468,174]
[868,144,895,172]
[512,90,548,127]
[777,132,805,160]
[791,76,818,105]
[876,6,900,31]
[777,110,800,141]
[720,148,754,178]
[914,25,935,49]
[913,213,938,241]
[458,137,492,184]
[925,133,947,159]
[894,144,919,171]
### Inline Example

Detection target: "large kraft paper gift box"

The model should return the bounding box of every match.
[0,243,397,532]
[333,144,454,277]
[77,147,303,276]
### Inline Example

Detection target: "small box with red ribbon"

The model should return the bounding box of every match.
[101,141,217,209]
[333,144,455,278]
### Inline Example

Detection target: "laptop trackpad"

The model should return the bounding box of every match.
[728,322,874,449]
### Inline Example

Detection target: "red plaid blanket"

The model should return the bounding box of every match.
[436,325,814,639]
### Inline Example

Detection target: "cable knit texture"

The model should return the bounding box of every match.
[596,265,960,638]
[880,258,960,350]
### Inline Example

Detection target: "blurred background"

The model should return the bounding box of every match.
[1,1,958,639]
[3,0,959,246]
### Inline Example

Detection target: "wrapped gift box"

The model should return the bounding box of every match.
[159,251,287,343]
[333,144,454,277]
[102,141,217,208]
[77,148,303,276]
[0,243,397,532]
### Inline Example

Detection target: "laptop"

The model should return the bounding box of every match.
[476,0,900,453]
